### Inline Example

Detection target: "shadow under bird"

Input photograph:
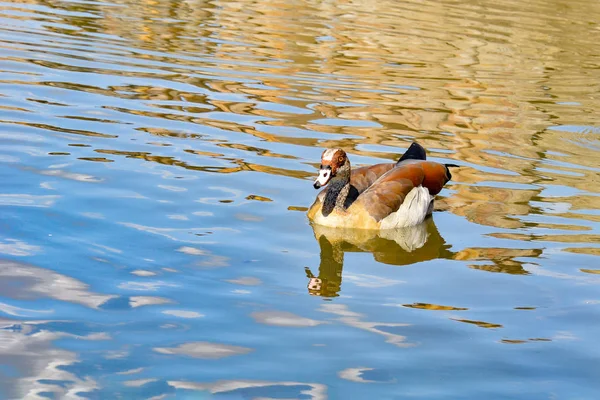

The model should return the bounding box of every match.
[308,142,459,229]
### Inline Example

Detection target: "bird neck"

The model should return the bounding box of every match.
[322,176,350,216]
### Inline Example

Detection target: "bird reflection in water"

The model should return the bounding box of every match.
[305,218,453,297]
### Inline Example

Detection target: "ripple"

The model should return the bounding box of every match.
[338,367,394,384]
[0,259,114,308]
[154,342,252,359]
[129,296,173,308]
[451,319,503,329]
[0,194,60,207]
[1,0,600,397]
[400,303,469,311]
[167,379,327,400]
[162,310,204,319]
[118,281,178,292]
[225,277,262,286]
[0,319,99,399]
[0,239,41,256]
[319,304,414,347]
[251,311,325,328]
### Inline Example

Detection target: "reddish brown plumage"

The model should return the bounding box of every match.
[350,163,396,193]
[420,161,450,195]
[355,161,451,221]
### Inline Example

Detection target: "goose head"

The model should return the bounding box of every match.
[313,148,350,189]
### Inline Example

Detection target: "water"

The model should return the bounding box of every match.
[1,0,600,398]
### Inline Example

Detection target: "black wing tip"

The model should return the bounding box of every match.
[397,142,427,164]
[444,163,460,181]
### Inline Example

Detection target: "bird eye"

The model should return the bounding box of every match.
[338,156,344,162]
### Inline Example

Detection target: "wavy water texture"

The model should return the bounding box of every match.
[0,0,599,398]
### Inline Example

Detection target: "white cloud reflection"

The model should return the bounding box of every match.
[0,194,60,208]
[154,342,252,359]
[129,296,174,308]
[319,303,415,348]
[338,367,377,383]
[251,311,326,328]
[343,274,403,288]
[162,310,204,319]
[118,281,179,291]
[0,319,100,399]
[225,276,262,286]
[0,239,41,256]
[167,379,327,400]
[0,260,115,308]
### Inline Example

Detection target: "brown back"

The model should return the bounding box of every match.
[357,161,450,221]
[350,163,396,194]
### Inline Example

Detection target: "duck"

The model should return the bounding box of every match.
[307,142,458,230]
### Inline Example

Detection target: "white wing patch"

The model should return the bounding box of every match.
[379,186,433,229]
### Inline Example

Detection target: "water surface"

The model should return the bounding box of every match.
[1,0,600,398]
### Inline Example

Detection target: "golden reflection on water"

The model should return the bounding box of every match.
[1,0,597,302]
[307,217,550,297]
[451,318,503,329]
[3,0,597,236]
[306,219,451,297]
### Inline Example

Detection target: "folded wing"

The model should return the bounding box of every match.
[356,161,450,221]
[350,163,396,194]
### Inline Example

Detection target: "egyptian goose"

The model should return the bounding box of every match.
[307,142,457,229]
